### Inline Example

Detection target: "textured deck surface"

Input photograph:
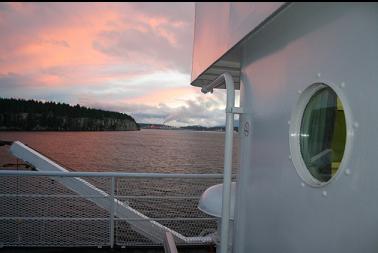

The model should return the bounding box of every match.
[0,245,216,253]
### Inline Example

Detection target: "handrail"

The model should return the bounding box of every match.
[0,170,221,247]
[0,168,224,246]
[201,72,242,253]
[1,140,236,248]
[201,73,235,112]
[0,170,232,179]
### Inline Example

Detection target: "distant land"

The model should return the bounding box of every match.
[0,98,139,131]
[0,98,238,132]
[139,123,238,132]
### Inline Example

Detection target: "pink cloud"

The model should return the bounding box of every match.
[0,3,204,126]
[0,3,193,84]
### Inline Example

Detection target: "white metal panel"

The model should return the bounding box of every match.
[191,2,285,86]
[234,3,378,253]
[192,3,230,84]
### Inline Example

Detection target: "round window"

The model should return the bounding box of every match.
[290,84,347,186]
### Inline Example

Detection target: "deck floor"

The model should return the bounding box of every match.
[0,245,216,253]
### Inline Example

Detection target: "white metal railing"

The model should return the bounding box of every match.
[0,170,228,248]
[0,170,225,178]
[201,72,243,253]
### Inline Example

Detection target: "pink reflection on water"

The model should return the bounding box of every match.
[0,130,239,173]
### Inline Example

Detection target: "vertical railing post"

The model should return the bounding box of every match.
[201,73,238,253]
[110,176,115,248]
[220,111,234,253]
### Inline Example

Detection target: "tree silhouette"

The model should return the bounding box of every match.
[0,97,140,131]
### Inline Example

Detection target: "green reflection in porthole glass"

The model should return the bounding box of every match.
[300,86,347,182]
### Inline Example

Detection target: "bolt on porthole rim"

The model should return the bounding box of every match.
[289,82,354,188]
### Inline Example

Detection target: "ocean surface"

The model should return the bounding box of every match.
[0,129,239,173]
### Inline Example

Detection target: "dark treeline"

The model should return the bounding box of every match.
[0,98,140,131]
[0,98,133,120]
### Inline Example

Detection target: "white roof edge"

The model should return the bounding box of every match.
[191,3,290,90]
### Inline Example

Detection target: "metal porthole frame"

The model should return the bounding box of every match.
[289,82,354,188]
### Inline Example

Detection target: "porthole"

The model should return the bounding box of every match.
[290,83,348,187]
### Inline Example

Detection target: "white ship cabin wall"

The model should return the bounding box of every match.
[192,2,378,253]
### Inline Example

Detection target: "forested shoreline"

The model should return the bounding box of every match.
[0,98,139,131]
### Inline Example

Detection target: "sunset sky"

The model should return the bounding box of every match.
[0,2,229,126]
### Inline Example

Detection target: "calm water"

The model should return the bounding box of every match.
[0,130,239,245]
[0,129,239,173]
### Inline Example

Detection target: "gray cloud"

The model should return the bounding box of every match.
[128,3,194,22]
[0,72,27,88]
[41,39,70,48]
[0,72,82,103]
[85,91,228,127]
[92,3,194,73]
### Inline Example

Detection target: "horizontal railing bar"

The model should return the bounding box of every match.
[0,170,234,179]
[116,195,201,200]
[0,217,109,221]
[114,217,216,221]
[0,194,202,199]
[0,217,216,221]
[0,194,109,198]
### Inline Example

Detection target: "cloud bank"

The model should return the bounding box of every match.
[0,3,230,126]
